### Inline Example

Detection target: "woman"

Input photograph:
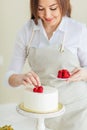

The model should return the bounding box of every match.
[6,0,87,129]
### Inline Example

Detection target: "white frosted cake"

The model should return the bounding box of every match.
[23,86,58,113]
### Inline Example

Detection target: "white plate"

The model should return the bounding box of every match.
[57,78,69,80]
[16,103,65,118]
[50,74,68,81]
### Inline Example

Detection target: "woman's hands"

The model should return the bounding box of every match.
[9,71,41,87]
[22,71,41,86]
[67,67,87,82]
[9,67,87,87]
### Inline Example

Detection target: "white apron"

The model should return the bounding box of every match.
[27,30,87,130]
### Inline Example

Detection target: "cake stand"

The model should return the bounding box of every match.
[16,103,65,130]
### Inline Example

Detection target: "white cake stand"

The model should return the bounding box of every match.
[16,103,65,130]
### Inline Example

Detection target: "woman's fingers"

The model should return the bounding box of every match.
[23,71,41,86]
[68,67,87,82]
[22,80,28,86]
[68,75,81,82]
[23,75,33,85]
[70,68,80,76]
[30,71,41,86]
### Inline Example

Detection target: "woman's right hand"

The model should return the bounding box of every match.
[9,71,41,87]
[22,71,41,86]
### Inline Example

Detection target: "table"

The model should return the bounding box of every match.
[0,103,36,130]
[0,103,65,130]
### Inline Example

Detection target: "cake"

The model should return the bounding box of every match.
[23,86,58,113]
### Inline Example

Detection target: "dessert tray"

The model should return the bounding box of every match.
[16,103,65,130]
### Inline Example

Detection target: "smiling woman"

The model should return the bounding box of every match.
[37,0,62,39]
[3,0,87,130]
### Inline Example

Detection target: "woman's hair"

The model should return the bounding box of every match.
[30,0,71,24]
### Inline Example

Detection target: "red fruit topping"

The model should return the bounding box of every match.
[57,69,70,78]
[62,69,70,78]
[57,70,63,78]
[33,87,38,92]
[37,86,43,93]
[33,86,44,93]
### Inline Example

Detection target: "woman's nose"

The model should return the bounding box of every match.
[45,9,51,18]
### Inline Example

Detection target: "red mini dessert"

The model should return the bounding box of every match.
[57,69,70,78]
[33,85,44,93]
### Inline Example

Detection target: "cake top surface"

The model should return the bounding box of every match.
[25,86,58,94]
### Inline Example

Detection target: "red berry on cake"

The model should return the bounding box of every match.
[37,86,43,93]
[33,85,44,93]
[33,87,38,92]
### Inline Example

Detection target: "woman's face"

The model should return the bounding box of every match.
[37,0,61,27]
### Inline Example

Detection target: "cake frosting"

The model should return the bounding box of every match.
[23,86,58,113]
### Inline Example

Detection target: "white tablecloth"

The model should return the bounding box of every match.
[0,103,36,130]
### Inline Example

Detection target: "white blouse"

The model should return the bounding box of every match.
[5,16,87,86]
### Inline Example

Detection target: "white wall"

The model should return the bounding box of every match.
[71,0,87,24]
[0,0,30,103]
[0,0,87,103]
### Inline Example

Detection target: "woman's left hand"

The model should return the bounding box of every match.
[67,67,87,82]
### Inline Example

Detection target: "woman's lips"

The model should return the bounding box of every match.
[45,18,53,22]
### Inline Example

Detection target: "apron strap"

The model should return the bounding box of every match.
[26,29,65,54]
[60,42,64,52]
[60,33,65,52]
[26,29,35,56]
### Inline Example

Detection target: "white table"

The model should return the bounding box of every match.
[0,103,36,130]
[0,103,65,130]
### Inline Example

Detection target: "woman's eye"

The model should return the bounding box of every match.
[50,7,57,10]
[38,8,44,11]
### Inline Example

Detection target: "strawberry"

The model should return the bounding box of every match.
[57,69,70,78]
[33,86,44,93]
[37,86,43,93]
[62,69,70,78]
[57,70,63,78]
[33,87,38,92]
[63,70,70,78]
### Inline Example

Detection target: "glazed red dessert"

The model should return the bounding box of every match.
[33,85,43,93]
[57,69,70,78]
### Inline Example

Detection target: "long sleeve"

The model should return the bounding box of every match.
[5,23,29,87]
[77,24,87,67]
